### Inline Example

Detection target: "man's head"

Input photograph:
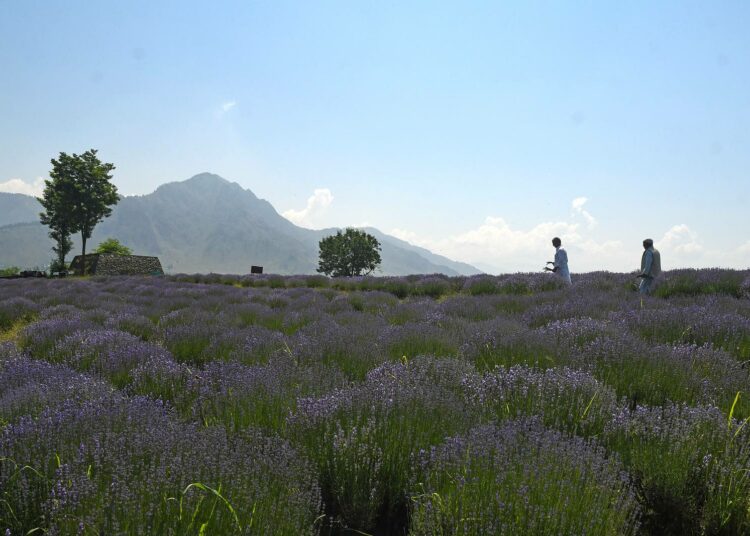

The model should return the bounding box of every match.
[552,237,562,248]
[643,238,654,250]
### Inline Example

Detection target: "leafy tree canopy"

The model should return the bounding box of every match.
[48,258,68,274]
[0,266,20,277]
[39,167,76,269]
[41,149,119,274]
[317,228,382,277]
[94,238,132,256]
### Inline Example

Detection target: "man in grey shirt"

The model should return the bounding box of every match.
[637,238,661,294]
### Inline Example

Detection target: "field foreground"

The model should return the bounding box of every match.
[2,270,750,535]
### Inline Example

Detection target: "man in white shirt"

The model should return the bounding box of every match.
[637,238,661,294]
[545,237,572,285]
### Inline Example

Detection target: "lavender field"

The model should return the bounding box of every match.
[2,270,750,535]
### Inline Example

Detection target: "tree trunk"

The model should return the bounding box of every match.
[81,233,87,275]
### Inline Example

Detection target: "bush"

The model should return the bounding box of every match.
[289,357,476,534]
[94,237,132,255]
[604,404,733,535]
[0,266,21,277]
[410,420,640,536]
[653,269,747,299]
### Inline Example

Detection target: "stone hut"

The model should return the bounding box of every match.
[69,254,164,276]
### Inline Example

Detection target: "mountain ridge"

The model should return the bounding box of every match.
[0,192,41,227]
[0,174,481,275]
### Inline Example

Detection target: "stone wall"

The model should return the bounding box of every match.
[70,254,164,276]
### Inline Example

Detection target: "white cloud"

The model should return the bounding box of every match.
[389,197,636,273]
[282,188,334,228]
[429,217,588,272]
[652,225,750,269]
[571,197,588,211]
[221,100,237,113]
[725,241,750,268]
[392,216,614,273]
[391,215,748,272]
[659,224,703,254]
[0,177,45,196]
[571,196,597,229]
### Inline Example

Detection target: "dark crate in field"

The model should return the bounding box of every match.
[21,270,46,278]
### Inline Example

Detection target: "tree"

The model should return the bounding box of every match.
[317,228,382,277]
[94,238,132,256]
[48,228,73,273]
[39,169,77,271]
[47,150,119,274]
[0,266,20,277]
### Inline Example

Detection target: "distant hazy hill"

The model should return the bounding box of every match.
[0,193,40,226]
[364,228,480,277]
[0,173,481,275]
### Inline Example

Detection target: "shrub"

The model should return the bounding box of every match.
[604,404,734,535]
[465,365,622,437]
[410,420,640,536]
[94,237,133,256]
[290,357,477,534]
[0,266,20,277]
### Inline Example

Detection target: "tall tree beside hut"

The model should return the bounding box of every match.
[40,150,119,274]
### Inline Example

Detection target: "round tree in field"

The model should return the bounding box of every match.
[317,228,382,277]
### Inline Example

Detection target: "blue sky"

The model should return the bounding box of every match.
[1,1,748,272]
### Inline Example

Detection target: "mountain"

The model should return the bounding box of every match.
[365,228,481,276]
[0,193,41,226]
[0,222,53,269]
[0,173,481,276]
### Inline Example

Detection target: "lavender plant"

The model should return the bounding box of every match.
[410,419,640,536]
[52,328,172,387]
[0,296,39,331]
[290,356,478,533]
[465,365,622,437]
[0,356,113,423]
[1,396,321,535]
[604,403,736,535]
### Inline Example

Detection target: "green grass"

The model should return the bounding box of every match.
[0,318,35,344]
[654,272,746,299]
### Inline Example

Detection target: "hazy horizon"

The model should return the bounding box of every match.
[2,1,748,273]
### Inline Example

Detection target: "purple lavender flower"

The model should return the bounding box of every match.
[411,419,640,535]
[51,328,174,387]
[2,396,321,535]
[0,356,113,422]
[19,317,97,359]
[0,296,39,330]
[466,364,622,437]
